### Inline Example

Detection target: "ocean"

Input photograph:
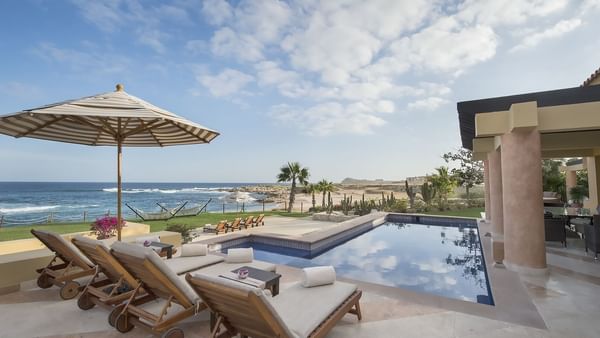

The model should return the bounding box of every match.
[0,182,277,227]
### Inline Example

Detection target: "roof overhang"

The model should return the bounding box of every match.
[457,85,600,153]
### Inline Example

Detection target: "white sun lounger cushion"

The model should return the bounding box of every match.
[181,243,208,257]
[301,266,336,288]
[72,235,111,251]
[268,281,358,338]
[225,248,253,263]
[111,241,200,305]
[39,231,94,268]
[165,255,224,275]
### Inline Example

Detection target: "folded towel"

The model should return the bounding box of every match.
[181,243,208,257]
[301,266,336,287]
[225,248,253,263]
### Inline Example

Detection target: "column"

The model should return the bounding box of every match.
[501,128,546,274]
[565,170,577,203]
[584,156,600,211]
[487,149,504,264]
[483,159,491,222]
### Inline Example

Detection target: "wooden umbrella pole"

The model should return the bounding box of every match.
[117,117,123,241]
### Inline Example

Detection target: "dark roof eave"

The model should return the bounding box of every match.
[457,85,600,150]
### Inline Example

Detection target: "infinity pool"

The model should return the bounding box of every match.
[223,220,492,305]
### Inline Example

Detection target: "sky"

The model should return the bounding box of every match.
[0,0,599,183]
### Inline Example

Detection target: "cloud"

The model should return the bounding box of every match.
[185,40,208,55]
[510,18,582,52]
[137,29,168,53]
[0,82,43,99]
[210,27,264,62]
[197,68,254,97]
[408,97,450,111]
[201,0,233,26]
[457,0,569,26]
[33,42,130,74]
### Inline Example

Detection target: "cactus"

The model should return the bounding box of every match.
[421,182,436,207]
[340,195,353,215]
[405,180,416,209]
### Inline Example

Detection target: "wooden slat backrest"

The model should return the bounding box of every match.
[111,249,193,309]
[72,238,138,287]
[216,221,226,232]
[231,218,241,229]
[186,275,291,338]
[244,216,253,224]
[256,214,265,224]
[31,230,91,269]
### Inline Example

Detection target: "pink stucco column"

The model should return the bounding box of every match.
[487,150,504,263]
[501,128,547,274]
[483,159,491,222]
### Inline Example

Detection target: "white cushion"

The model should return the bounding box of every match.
[72,235,110,251]
[268,281,357,338]
[225,248,253,263]
[165,255,224,275]
[181,243,208,257]
[301,266,336,288]
[37,230,94,268]
[193,259,277,277]
[111,241,200,305]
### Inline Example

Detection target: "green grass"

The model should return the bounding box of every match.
[423,207,484,218]
[0,211,307,242]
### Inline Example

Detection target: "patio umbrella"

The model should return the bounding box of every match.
[0,84,219,240]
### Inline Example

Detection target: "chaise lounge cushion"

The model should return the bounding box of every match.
[165,255,224,275]
[111,241,200,305]
[225,248,254,263]
[268,281,357,338]
[181,243,208,257]
[36,230,94,267]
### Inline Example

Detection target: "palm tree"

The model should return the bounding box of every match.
[277,162,310,212]
[306,183,318,209]
[317,179,335,207]
[429,166,456,209]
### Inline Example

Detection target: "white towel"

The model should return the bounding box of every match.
[301,266,336,287]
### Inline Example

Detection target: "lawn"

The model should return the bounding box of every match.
[0,208,484,242]
[0,211,307,242]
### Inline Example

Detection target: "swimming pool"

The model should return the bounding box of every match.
[221,216,493,305]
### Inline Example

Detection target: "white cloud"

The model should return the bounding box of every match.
[33,43,130,74]
[0,82,43,99]
[201,0,233,26]
[210,27,263,62]
[457,0,569,26]
[510,18,582,52]
[408,97,449,111]
[185,40,208,55]
[198,68,254,97]
[235,0,292,44]
[137,29,167,53]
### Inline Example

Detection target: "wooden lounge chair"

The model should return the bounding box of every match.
[110,241,208,337]
[253,214,265,227]
[227,218,242,232]
[186,273,362,338]
[204,220,227,235]
[240,215,254,229]
[31,229,100,300]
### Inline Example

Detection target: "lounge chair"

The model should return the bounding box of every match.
[253,214,265,227]
[240,215,254,229]
[544,217,567,246]
[204,220,227,234]
[109,241,208,337]
[31,229,100,300]
[584,215,600,258]
[227,218,242,232]
[185,273,362,338]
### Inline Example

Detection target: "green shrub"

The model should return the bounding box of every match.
[165,224,193,244]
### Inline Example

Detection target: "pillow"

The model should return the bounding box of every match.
[181,243,208,257]
[301,266,336,287]
[225,248,253,263]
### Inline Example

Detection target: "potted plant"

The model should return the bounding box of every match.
[90,216,125,240]
[569,185,588,207]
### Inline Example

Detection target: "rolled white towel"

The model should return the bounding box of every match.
[301,266,336,287]
[225,248,254,263]
[181,243,208,257]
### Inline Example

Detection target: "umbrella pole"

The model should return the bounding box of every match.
[117,139,122,241]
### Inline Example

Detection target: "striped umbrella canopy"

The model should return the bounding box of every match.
[0,84,220,240]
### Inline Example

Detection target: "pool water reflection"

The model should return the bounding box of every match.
[225,222,493,305]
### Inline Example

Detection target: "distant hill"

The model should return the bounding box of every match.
[340,177,426,185]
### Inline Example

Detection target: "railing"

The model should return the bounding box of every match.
[0,200,282,228]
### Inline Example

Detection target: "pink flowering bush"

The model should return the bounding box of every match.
[90,216,126,239]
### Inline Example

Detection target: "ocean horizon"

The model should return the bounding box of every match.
[0,182,281,227]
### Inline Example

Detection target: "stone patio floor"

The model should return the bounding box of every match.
[0,216,599,337]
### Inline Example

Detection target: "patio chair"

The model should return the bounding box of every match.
[253,214,265,227]
[584,216,600,258]
[240,215,254,229]
[110,241,208,337]
[185,273,362,338]
[204,220,227,235]
[31,229,100,300]
[544,217,567,247]
[227,218,242,232]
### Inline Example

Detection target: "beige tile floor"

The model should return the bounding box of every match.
[1,217,599,338]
